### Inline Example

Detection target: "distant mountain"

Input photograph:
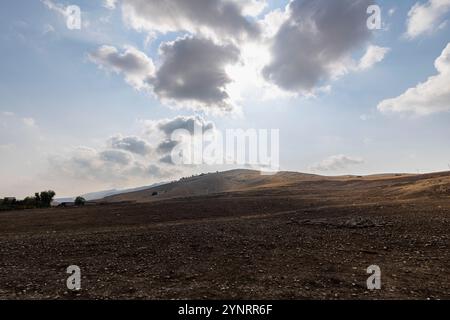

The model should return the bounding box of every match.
[55,182,166,203]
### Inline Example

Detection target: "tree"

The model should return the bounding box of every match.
[74,196,86,206]
[39,190,56,208]
[23,197,36,205]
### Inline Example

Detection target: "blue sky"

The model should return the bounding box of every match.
[1,0,450,198]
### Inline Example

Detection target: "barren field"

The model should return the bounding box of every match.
[0,170,449,299]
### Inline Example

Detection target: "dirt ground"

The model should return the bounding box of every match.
[0,182,449,300]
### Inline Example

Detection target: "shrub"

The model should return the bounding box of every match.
[75,196,86,206]
[39,190,56,208]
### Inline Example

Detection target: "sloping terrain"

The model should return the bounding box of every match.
[104,169,450,203]
[0,170,449,299]
[103,169,322,203]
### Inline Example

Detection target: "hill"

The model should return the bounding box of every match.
[103,169,450,203]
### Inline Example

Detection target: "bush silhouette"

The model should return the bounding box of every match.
[75,196,86,206]
[39,190,56,208]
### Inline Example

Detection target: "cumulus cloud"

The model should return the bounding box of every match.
[377,43,450,115]
[52,116,216,186]
[358,45,390,70]
[262,0,373,93]
[122,0,260,42]
[89,37,239,112]
[156,140,179,155]
[88,45,155,90]
[159,154,176,165]
[154,115,215,136]
[151,36,240,111]
[310,155,364,172]
[405,0,450,39]
[153,37,239,110]
[146,116,215,164]
[100,149,133,165]
[88,1,384,110]
[109,135,152,155]
[51,146,173,184]
[53,143,167,185]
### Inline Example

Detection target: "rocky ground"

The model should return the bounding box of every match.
[0,186,448,299]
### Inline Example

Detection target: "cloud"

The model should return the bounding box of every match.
[122,0,260,42]
[109,135,152,155]
[51,145,170,185]
[89,37,239,112]
[154,115,215,136]
[260,7,290,38]
[310,155,364,172]
[88,45,155,90]
[147,116,215,164]
[103,0,118,10]
[100,149,133,165]
[358,45,390,70]
[405,0,450,39]
[156,140,179,155]
[377,43,450,115]
[52,116,216,185]
[1,113,219,196]
[159,154,175,165]
[151,36,240,111]
[235,0,268,17]
[262,0,373,93]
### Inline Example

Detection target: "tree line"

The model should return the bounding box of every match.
[0,190,56,211]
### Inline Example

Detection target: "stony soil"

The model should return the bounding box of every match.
[0,181,449,299]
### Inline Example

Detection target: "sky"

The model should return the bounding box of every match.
[1,0,450,198]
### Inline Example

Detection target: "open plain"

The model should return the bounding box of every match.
[0,170,449,299]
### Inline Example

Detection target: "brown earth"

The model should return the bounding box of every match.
[0,170,449,299]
